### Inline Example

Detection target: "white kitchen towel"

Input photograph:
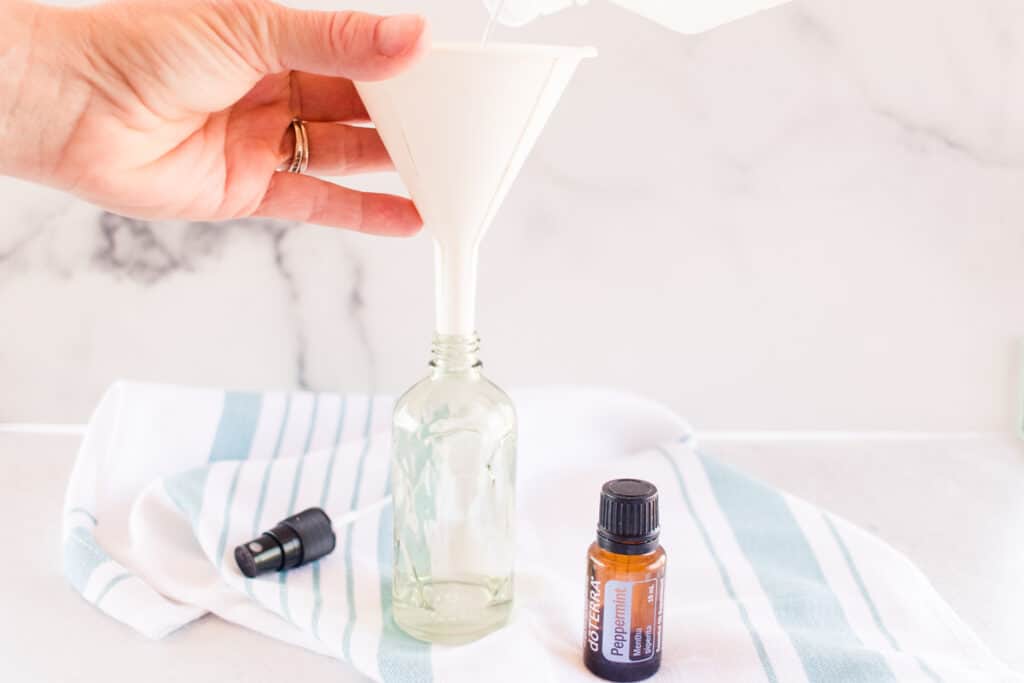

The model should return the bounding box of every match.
[64,381,1019,682]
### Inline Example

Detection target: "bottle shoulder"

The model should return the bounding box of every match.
[394,369,516,429]
[397,371,513,407]
[587,541,666,578]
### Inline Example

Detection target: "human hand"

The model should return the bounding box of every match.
[0,0,428,236]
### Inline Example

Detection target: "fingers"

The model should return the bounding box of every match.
[291,73,368,122]
[279,122,393,175]
[267,8,429,81]
[255,173,421,236]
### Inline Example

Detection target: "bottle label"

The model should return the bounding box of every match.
[598,577,664,663]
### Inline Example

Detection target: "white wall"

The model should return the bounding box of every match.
[1,0,1022,431]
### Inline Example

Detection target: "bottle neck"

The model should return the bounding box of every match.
[596,531,660,556]
[430,333,482,374]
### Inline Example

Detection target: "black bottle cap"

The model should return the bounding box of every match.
[234,507,336,578]
[597,479,660,555]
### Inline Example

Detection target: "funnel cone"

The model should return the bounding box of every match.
[356,43,595,335]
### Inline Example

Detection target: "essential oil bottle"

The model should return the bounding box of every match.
[584,479,666,682]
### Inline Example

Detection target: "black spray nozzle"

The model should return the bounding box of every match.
[234,507,336,578]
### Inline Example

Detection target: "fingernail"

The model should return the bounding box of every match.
[376,14,425,58]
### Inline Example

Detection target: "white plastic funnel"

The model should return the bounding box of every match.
[356,43,596,335]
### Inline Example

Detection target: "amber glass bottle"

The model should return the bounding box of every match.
[583,479,666,682]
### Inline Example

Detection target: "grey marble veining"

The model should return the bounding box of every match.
[1,0,1023,429]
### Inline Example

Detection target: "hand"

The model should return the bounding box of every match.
[0,0,428,236]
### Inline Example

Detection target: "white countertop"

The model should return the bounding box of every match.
[2,432,1022,681]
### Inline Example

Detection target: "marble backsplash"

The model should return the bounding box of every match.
[2,0,1023,430]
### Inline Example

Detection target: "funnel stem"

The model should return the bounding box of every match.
[433,239,479,336]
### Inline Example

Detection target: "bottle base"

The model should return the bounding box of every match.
[393,579,513,645]
[584,654,661,682]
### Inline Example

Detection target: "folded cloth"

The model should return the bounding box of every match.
[64,381,1019,682]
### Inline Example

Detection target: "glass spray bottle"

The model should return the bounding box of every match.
[390,269,517,643]
[354,39,595,646]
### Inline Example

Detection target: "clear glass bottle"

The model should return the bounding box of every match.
[391,333,517,644]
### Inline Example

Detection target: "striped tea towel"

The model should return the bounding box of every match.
[63,381,1020,682]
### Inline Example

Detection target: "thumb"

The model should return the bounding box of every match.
[265,6,429,80]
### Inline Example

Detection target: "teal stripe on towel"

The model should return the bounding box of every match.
[67,507,98,526]
[246,395,293,598]
[205,393,263,569]
[699,453,898,683]
[311,396,348,642]
[286,394,320,513]
[823,514,943,683]
[320,396,348,510]
[658,447,778,683]
[280,395,321,623]
[377,474,433,683]
[251,394,293,535]
[209,392,263,462]
[164,468,209,527]
[94,572,132,608]
[342,398,375,661]
[215,462,246,570]
[64,527,111,594]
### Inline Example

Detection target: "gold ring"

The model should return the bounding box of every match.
[287,118,309,174]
